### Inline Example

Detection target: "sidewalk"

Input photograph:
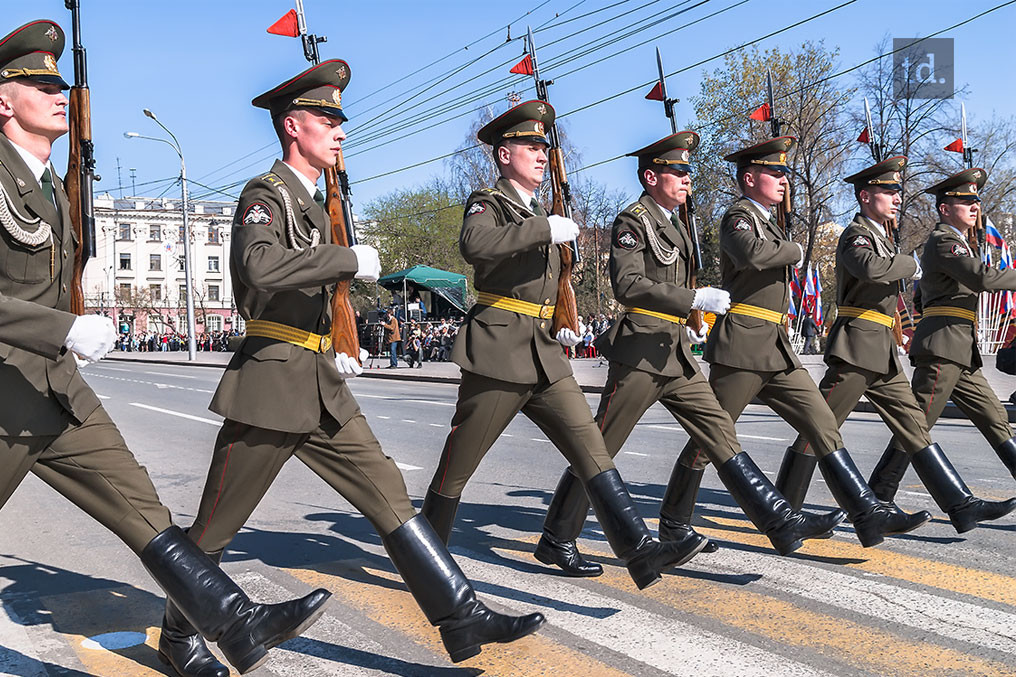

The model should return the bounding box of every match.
[105,350,1016,422]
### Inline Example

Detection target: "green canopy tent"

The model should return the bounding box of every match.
[377,265,468,319]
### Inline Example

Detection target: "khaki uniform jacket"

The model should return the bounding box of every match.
[824,213,916,374]
[451,177,565,385]
[209,160,360,433]
[596,193,697,377]
[704,197,801,371]
[0,134,99,437]
[910,222,1016,369]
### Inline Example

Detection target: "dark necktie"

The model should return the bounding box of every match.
[313,188,326,210]
[41,167,54,205]
[530,197,544,216]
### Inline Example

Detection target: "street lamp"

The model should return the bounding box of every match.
[125,109,197,360]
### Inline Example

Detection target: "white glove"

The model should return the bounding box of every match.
[547,214,579,244]
[556,327,582,347]
[64,315,116,363]
[686,323,709,344]
[351,245,381,282]
[691,287,731,314]
[73,353,91,369]
[335,348,369,379]
[794,242,805,268]
[911,253,923,280]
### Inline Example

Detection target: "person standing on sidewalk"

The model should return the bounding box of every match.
[382,308,401,368]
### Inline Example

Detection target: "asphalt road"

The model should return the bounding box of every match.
[2,361,1015,676]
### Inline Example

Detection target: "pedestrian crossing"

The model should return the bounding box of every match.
[3,502,1015,676]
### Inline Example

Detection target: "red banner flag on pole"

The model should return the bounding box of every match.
[857,127,870,144]
[509,55,534,76]
[943,138,964,153]
[645,81,664,101]
[749,103,771,121]
[267,9,299,37]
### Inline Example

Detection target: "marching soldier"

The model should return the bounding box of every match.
[673,137,926,547]
[866,168,1016,532]
[160,61,544,675]
[533,132,844,578]
[422,101,707,591]
[0,19,330,677]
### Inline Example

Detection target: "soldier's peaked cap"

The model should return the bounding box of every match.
[844,156,907,192]
[924,167,987,202]
[477,100,554,146]
[723,136,797,174]
[628,131,699,173]
[253,59,350,121]
[0,20,67,90]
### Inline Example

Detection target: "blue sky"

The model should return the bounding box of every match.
[17,1,1016,208]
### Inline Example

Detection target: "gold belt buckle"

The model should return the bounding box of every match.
[319,334,332,353]
[539,304,554,319]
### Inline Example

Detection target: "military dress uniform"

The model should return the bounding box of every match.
[674,137,915,547]
[533,133,843,577]
[422,101,707,591]
[161,62,544,675]
[867,168,1016,533]
[0,21,332,677]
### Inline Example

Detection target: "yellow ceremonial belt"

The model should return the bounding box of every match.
[921,306,977,322]
[475,291,555,319]
[626,307,686,325]
[245,319,332,353]
[836,306,895,328]
[728,303,787,325]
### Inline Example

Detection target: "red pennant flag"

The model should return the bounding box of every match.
[944,138,964,153]
[749,103,771,121]
[510,55,534,76]
[856,127,870,144]
[267,9,300,37]
[645,81,664,101]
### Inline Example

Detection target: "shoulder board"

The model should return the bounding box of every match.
[257,172,285,187]
[629,203,647,216]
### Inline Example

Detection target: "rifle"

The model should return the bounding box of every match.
[764,70,793,240]
[652,47,704,333]
[862,97,909,347]
[959,102,984,257]
[64,0,96,316]
[523,26,581,334]
[277,1,361,360]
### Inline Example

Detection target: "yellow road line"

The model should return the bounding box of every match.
[497,545,1015,677]
[285,563,631,676]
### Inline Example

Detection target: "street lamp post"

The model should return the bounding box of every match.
[125,109,197,360]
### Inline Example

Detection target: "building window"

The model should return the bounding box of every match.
[149,225,162,241]
[150,254,161,271]
[178,225,186,241]
[205,314,222,332]
[208,225,220,244]
[150,284,162,301]
[208,256,219,273]
[119,253,131,270]
[208,285,220,302]
[117,223,132,240]
[179,284,188,301]
[118,283,131,298]
[177,258,185,272]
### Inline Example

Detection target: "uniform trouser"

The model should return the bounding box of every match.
[677,364,844,471]
[596,361,740,464]
[907,359,1013,447]
[788,362,933,455]
[428,371,614,497]
[189,412,416,553]
[0,406,172,554]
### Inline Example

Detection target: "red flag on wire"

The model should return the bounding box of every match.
[645,81,664,101]
[857,127,870,144]
[510,55,534,75]
[267,10,299,37]
[749,103,771,121]
[944,138,964,153]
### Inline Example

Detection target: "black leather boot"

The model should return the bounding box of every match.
[995,437,1016,480]
[421,489,460,545]
[658,462,718,553]
[584,469,707,590]
[159,550,228,677]
[774,446,818,511]
[717,453,845,555]
[819,449,931,547]
[384,515,545,663]
[868,443,909,502]
[141,526,331,674]
[533,469,603,577]
[911,443,1016,533]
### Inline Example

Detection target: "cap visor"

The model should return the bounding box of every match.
[30,74,69,90]
[305,105,348,122]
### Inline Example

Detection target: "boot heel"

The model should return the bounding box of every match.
[853,523,885,548]
[223,642,269,675]
[533,541,554,566]
[626,557,661,590]
[156,650,171,666]
[949,513,977,533]
[769,534,803,556]
[445,638,482,664]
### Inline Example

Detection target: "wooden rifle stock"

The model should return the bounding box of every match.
[882,217,907,348]
[548,146,580,334]
[325,151,361,361]
[65,86,90,316]
[678,202,703,332]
